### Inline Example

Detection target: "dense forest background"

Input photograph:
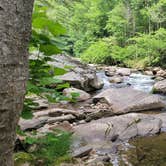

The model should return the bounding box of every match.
[32,0,166,68]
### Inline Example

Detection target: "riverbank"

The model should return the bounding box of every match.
[16,55,166,166]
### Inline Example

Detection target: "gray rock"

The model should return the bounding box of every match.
[74,113,162,145]
[109,76,123,84]
[72,146,93,158]
[19,117,48,131]
[155,76,165,81]
[86,109,114,122]
[33,108,83,119]
[49,54,104,91]
[154,113,166,131]
[116,68,131,76]
[47,114,76,124]
[144,70,153,76]
[156,70,166,78]
[63,88,91,102]
[93,88,165,114]
[26,97,49,110]
[153,79,166,94]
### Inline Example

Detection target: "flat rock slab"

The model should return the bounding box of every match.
[74,113,162,145]
[93,87,165,114]
[19,117,48,131]
[72,146,93,158]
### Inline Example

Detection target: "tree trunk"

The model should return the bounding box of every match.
[0,0,34,165]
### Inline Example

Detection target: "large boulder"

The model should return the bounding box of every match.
[63,88,91,102]
[153,79,166,94]
[48,54,104,91]
[74,113,162,144]
[93,88,165,114]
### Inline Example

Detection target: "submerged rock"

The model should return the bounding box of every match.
[93,87,165,114]
[49,54,104,91]
[63,88,91,102]
[153,79,166,94]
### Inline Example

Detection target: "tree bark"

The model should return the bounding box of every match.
[0,1,34,165]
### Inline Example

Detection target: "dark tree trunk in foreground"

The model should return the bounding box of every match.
[0,1,34,165]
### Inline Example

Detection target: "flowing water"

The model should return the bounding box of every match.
[97,71,155,93]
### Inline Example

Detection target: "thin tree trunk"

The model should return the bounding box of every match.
[0,1,34,165]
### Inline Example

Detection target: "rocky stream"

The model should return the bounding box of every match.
[18,55,166,166]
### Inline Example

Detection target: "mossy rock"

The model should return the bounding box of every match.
[14,152,34,166]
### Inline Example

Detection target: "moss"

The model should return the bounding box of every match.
[54,155,75,166]
[120,133,166,166]
[14,152,34,166]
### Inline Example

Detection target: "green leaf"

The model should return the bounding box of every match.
[21,109,33,120]
[27,82,41,94]
[54,67,67,76]
[25,137,38,145]
[56,83,70,90]
[39,77,63,86]
[40,44,61,56]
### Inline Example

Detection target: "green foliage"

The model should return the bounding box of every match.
[14,152,34,166]
[21,99,36,119]
[81,38,117,64]
[124,28,166,67]
[81,40,110,64]
[15,131,72,166]
[23,0,72,119]
[31,0,66,56]
[33,132,72,164]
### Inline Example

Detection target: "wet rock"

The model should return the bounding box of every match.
[19,117,48,131]
[116,68,131,76]
[63,88,91,102]
[72,146,93,158]
[109,76,123,84]
[90,76,104,90]
[144,70,154,76]
[155,76,165,81]
[105,70,115,77]
[49,54,104,91]
[93,88,165,114]
[153,79,166,94]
